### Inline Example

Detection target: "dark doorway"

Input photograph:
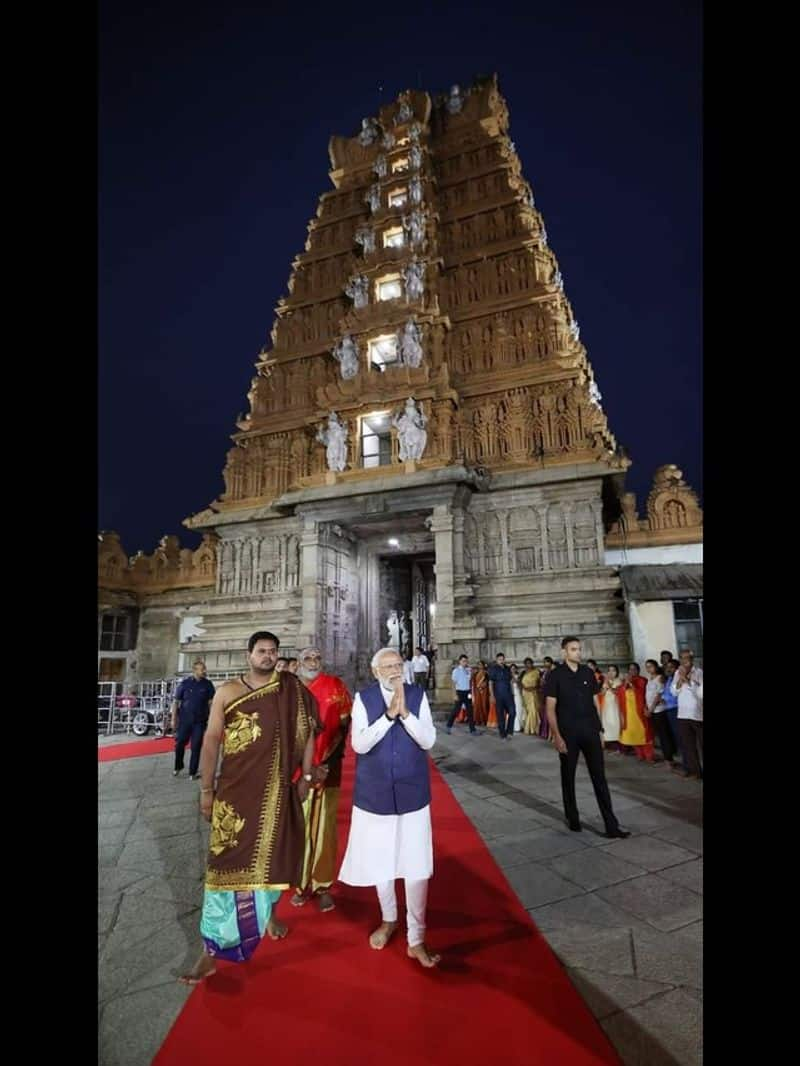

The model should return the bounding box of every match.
[378,553,436,658]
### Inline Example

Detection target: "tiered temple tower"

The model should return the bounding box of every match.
[163,76,634,687]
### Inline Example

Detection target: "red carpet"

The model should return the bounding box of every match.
[98,738,179,761]
[154,755,620,1066]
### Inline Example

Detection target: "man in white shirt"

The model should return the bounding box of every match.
[446,654,480,735]
[338,648,441,968]
[411,646,430,688]
[673,648,703,780]
[402,655,415,685]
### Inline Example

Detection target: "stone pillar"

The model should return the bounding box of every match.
[233,540,242,595]
[355,541,378,687]
[537,505,550,571]
[476,520,485,576]
[215,542,224,595]
[564,503,575,569]
[297,518,322,648]
[498,508,511,575]
[452,508,466,575]
[591,499,605,564]
[429,505,455,638]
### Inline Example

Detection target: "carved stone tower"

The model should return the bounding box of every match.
[181,76,632,687]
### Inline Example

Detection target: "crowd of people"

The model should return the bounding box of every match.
[444,648,703,781]
[169,632,702,986]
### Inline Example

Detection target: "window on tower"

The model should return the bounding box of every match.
[368,334,400,371]
[361,412,392,468]
[388,187,408,209]
[383,226,405,249]
[376,273,403,302]
[392,156,409,174]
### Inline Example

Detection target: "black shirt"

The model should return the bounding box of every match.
[541,663,601,731]
[487,663,513,691]
[174,677,216,725]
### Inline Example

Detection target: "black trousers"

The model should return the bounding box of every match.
[494,690,516,737]
[652,712,677,762]
[559,723,619,832]
[175,719,207,776]
[678,719,703,777]
[447,690,476,731]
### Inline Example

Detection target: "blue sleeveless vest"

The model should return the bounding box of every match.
[352,682,431,816]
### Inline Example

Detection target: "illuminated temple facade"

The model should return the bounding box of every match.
[98,77,702,688]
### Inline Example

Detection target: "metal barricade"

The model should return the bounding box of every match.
[97,681,119,735]
[98,673,243,740]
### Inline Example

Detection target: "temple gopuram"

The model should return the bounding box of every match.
[98,77,702,688]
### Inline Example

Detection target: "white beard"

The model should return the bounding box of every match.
[299,667,321,682]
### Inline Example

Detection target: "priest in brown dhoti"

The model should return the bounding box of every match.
[179,630,322,985]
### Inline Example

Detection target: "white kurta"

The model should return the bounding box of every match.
[513,681,525,731]
[338,686,436,886]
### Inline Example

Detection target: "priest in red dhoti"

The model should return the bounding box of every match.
[291,647,353,912]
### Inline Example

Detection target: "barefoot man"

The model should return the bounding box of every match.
[291,647,353,913]
[179,630,321,985]
[338,648,441,969]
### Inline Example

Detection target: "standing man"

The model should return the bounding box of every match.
[445,654,480,735]
[179,631,321,985]
[645,659,677,768]
[587,659,605,686]
[291,647,353,912]
[338,648,440,969]
[673,648,703,780]
[402,654,415,685]
[488,652,516,739]
[538,656,555,740]
[426,643,438,691]
[543,636,630,838]
[171,660,216,780]
[411,646,430,688]
[662,659,686,771]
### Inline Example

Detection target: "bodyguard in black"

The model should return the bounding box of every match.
[488,653,516,739]
[171,660,216,779]
[543,637,629,838]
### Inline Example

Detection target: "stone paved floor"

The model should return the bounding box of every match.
[98,721,702,1066]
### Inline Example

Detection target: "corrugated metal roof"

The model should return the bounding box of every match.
[620,564,703,601]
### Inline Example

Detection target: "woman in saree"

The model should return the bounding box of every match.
[520,658,541,735]
[472,660,490,727]
[617,662,654,761]
[600,664,622,752]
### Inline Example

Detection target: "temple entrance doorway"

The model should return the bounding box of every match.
[378,553,436,660]
[345,510,437,686]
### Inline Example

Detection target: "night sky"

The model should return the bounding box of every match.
[99,1,701,555]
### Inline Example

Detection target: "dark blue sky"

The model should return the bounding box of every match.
[99,1,702,554]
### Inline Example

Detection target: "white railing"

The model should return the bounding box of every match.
[97,674,240,736]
